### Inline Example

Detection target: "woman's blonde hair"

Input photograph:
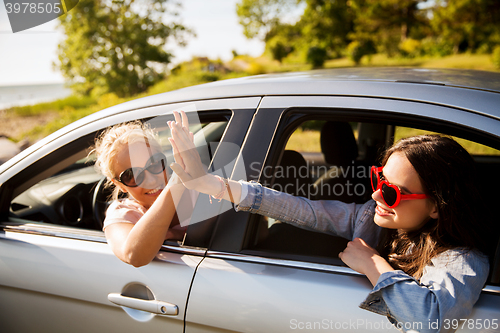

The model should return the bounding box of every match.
[91,121,161,200]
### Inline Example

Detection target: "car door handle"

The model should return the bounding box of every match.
[108,293,179,315]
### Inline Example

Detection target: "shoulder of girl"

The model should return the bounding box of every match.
[433,248,489,268]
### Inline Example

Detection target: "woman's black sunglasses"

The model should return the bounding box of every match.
[116,152,167,187]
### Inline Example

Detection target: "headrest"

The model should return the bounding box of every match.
[273,150,310,197]
[320,121,358,165]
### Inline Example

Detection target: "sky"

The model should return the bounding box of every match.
[0,0,267,86]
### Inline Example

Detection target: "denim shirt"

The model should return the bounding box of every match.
[235,181,490,333]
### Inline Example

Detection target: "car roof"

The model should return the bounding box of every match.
[95,67,500,120]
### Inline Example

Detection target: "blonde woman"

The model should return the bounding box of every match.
[92,119,195,267]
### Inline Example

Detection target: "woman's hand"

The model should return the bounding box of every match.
[339,238,394,286]
[168,110,243,203]
[168,111,212,192]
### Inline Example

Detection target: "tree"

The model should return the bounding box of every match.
[237,0,354,63]
[349,0,426,56]
[56,0,191,97]
[297,0,354,58]
[236,0,299,41]
[431,0,500,53]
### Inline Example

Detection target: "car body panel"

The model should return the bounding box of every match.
[0,230,203,333]
[186,255,399,333]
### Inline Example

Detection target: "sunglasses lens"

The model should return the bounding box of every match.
[120,168,143,187]
[381,183,398,207]
[118,153,166,187]
[147,155,166,174]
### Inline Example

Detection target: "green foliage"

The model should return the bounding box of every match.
[237,0,500,62]
[431,0,500,53]
[236,0,298,40]
[56,0,191,98]
[493,46,500,69]
[418,37,454,57]
[399,38,421,58]
[7,94,96,117]
[349,0,424,57]
[347,40,376,64]
[268,37,295,63]
[298,0,354,58]
[306,46,327,68]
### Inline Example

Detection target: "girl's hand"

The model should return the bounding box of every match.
[168,111,211,191]
[339,238,394,286]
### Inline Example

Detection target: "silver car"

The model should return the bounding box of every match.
[1,68,499,332]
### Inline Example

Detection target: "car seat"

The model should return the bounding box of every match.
[312,121,371,203]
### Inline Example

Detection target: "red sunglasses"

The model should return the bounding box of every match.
[370,166,430,208]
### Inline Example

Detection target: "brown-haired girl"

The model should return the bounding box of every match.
[169,111,489,332]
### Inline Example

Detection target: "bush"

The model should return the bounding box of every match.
[8,94,96,117]
[306,47,328,68]
[493,46,500,69]
[347,40,376,65]
[419,37,454,57]
[247,62,267,75]
[267,36,294,63]
[399,38,421,58]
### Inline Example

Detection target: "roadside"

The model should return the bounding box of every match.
[0,109,57,140]
[0,109,57,164]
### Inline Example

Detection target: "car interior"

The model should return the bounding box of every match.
[7,118,229,234]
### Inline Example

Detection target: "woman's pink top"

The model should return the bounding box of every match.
[103,189,198,240]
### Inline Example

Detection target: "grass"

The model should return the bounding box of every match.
[285,125,500,156]
[286,128,321,153]
[324,53,499,72]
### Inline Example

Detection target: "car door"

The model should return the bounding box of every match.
[0,97,260,333]
[184,95,500,333]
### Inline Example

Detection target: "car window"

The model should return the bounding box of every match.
[395,127,500,156]
[244,116,500,279]
[8,118,229,242]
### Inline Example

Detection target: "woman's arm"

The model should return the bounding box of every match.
[168,111,243,204]
[104,182,186,267]
[339,237,394,286]
[361,250,489,333]
[168,111,382,245]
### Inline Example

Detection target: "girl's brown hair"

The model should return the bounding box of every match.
[379,135,489,278]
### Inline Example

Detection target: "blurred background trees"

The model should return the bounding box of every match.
[54,0,500,99]
[56,0,191,97]
[9,0,500,144]
[237,0,500,67]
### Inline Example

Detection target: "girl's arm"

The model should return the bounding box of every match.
[360,250,489,333]
[104,181,186,267]
[339,237,394,286]
[105,112,193,267]
[168,111,243,204]
[168,111,381,245]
